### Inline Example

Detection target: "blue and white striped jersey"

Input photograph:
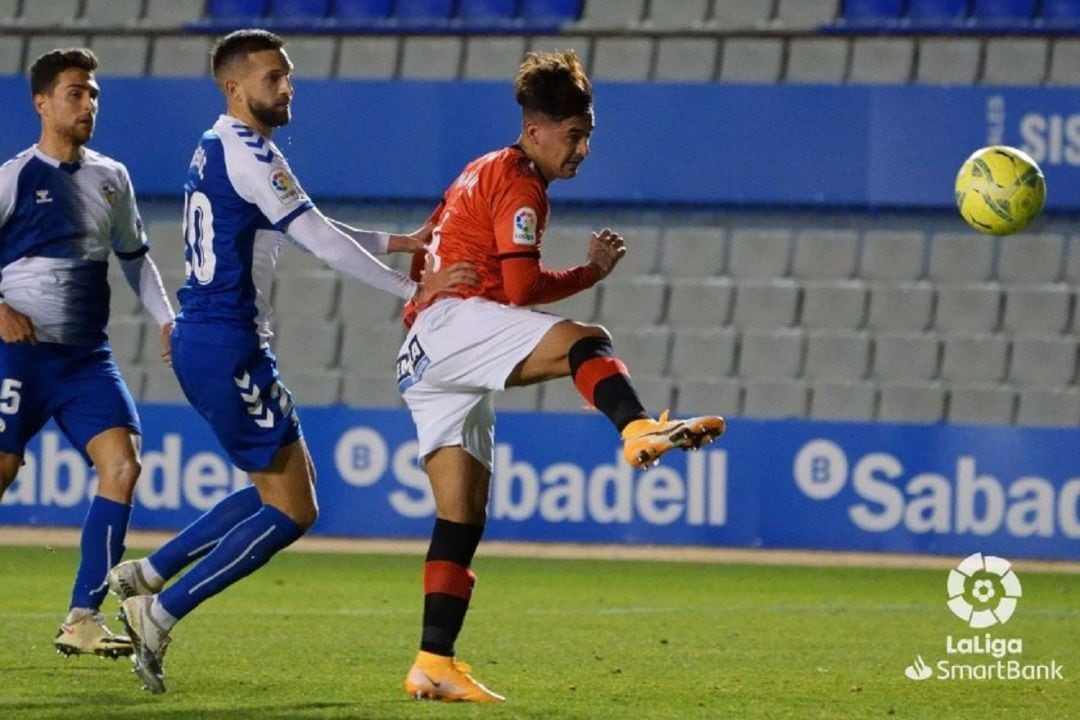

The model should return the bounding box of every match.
[177,114,313,343]
[0,145,149,345]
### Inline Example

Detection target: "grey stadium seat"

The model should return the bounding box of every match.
[848,38,913,85]
[659,226,725,277]
[928,233,995,282]
[151,37,211,76]
[1048,40,1080,87]
[666,278,733,328]
[529,36,592,68]
[142,0,205,27]
[599,276,666,326]
[647,0,709,29]
[940,334,1008,384]
[669,328,738,380]
[871,332,939,382]
[803,331,870,382]
[464,37,527,81]
[785,39,848,84]
[339,279,404,325]
[792,229,858,280]
[146,222,187,276]
[1001,285,1072,337]
[611,327,670,377]
[859,230,926,282]
[934,284,1002,334]
[774,0,837,28]
[0,35,22,74]
[498,384,541,412]
[287,370,342,406]
[1067,236,1080,284]
[142,364,185,403]
[91,35,148,75]
[631,376,674,412]
[341,374,403,409]
[866,282,934,332]
[728,229,791,279]
[26,36,87,66]
[541,225,592,269]
[338,38,399,80]
[743,379,808,419]
[0,0,17,22]
[1009,336,1077,387]
[613,225,661,276]
[878,382,945,424]
[997,234,1064,283]
[1016,388,1080,427]
[674,379,742,416]
[286,38,336,79]
[719,39,784,84]
[82,0,143,27]
[948,385,1016,426]
[118,366,144,400]
[709,0,774,30]
[107,317,145,365]
[21,0,80,25]
[401,37,462,80]
[731,280,799,329]
[654,38,717,83]
[800,281,866,330]
[577,0,645,28]
[738,329,804,380]
[271,321,341,370]
[982,39,1048,86]
[339,322,404,376]
[591,38,653,82]
[917,38,981,85]
[541,379,593,412]
[810,382,876,421]
[543,287,598,322]
[273,271,339,322]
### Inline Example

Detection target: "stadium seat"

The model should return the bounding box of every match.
[285,37,336,78]
[730,280,800,329]
[1044,0,1080,25]
[1009,336,1077,387]
[803,331,871,382]
[710,0,774,29]
[143,0,206,27]
[0,0,17,22]
[520,0,582,23]
[599,277,666,326]
[119,366,145,401]
[866,282,934,332]
[841,0,905,23]
[332,0,393,26]
[1002,285,1072,336]
[541,225,594,268]
[337,278,404,324]
[631,377,674,413]
[142,364,186,403]
[82,0,144,26]
[274,271,338,322]
[877,382,945,424]
[457,0,517,30]
[719,38,784,83]
[395,0,454,25]
[860,230,926,281]
[738,329,804,380]
[742,379,808,419]
[928,233,995,282]
[612,225,660,276]
[670,328,738,380]
[948,385,1016,426]
[935,283,1003,334]
[786,39,849,84]
[20,0,80,25]
[464,36,528,79]
[272,321,341,370]
[972,0,1038,24]
[939,334,1008,383]
[674,379,742,416]
[530,34,592,67]
[591,38,653,82]
[498,384,542,412]
[774,0,839,29]
[997,234,1064,283]
[647,0,709,29]
[792,229,858,280]
[338,37,399,79]
[982,39,1048,86]
[541,378,593,411]
[1047,39,1080,86]
[543,287,598,322]
[871,332,940,382]
[658,227,724,277]
[0,35,22,74]
[917,39,981,85]
[810,381,876,421]
[287,370,342,406]
[269,0,331,22]
[401,37,462,79]
[146,226,186,278]
[576,0,646,28]
[800,281,867,330]
[654,38,718,83]
[848,38,914,84]
[206,0,267,20]
[339,322,404,375]
[612,328,670,376]
[665,279,734,328]
[90,35,149,76]
[341,373,403,408]
[728,229,791,279]
[26,36,87,67]
[907,0,969,27]
[151,37,212,76]
[1066,235,1080,283]
[107,317,145,365]
[1016,387,1080,427]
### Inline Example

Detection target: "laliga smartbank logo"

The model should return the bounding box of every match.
[903,553,1064,682]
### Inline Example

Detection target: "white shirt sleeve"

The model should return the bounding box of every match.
[285,208,417,300]
[0,155,23,232]
[221,132,313,230]
[110,165,150,259]
[328,218,391,255]
[119,254,176,328]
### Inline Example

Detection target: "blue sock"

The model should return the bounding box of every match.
[148,485,262,580]
[70,496,131,610]
[158,505,304,621]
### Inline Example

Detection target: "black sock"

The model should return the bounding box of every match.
[420,518,484,657]
[569,335,648,431]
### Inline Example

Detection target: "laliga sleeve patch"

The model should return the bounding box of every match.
[512,207,538,246]
[268,168,301,204]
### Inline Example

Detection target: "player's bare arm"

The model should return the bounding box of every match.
[0,301,37,344]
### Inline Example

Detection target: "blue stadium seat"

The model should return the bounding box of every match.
[458,0,518,20]
[972,0,1037,24]
[520,0,582,22]
[1043,0,1080,24]
[396,0,455,22]
[269,0,330,20]
[843,0,905,22]
[907,0,968,27]
[333,0,392,21]
[206,0,268,19]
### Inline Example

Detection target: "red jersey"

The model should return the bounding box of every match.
[403,145,597,326]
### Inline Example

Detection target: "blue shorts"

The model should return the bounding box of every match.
[172,324,301,472]
[0,341,140,464]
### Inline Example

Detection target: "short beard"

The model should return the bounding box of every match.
[249,99,290,129]
[62,122,93,147]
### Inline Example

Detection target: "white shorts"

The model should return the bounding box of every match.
[397,297,564,470]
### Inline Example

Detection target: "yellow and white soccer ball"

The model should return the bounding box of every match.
[955,145,1046,236]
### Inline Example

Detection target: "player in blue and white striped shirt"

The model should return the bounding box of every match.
[0,48,175,659]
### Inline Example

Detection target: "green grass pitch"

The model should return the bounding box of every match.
[0,546,1076,719]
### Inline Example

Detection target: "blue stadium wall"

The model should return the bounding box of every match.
[2,76,1080,207]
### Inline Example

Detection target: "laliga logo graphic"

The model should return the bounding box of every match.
[946,552,1022,628]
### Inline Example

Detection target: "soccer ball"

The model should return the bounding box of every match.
[955,146,1046,236]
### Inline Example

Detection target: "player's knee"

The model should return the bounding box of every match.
[98,456,142,496]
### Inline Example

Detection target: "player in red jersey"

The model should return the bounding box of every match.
[396,50,725,703]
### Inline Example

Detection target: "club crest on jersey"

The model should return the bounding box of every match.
[101,181,118,206]
[512,207,538,246]
[268,168,300,204]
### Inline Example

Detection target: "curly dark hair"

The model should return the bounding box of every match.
[514,50,592,121]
